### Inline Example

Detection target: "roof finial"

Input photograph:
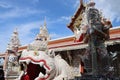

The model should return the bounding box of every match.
[44,16,47,27]
[13,28,18,34]
[88,0,95,7]
[80,0,83,5]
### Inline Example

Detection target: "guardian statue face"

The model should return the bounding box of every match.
[19,50,73,80]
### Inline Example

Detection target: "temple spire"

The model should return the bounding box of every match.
[28,20,50,51]
[13,28,18,34]
[40,25,43,34]
[44,17,47,27]
[7,28,21,52]
[36,19,49,41]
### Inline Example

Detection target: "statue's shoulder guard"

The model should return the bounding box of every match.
[103,21,112,40]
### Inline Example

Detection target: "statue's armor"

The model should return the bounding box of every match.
[83,6,110,75]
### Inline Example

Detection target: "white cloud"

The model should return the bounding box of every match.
[0,7,45,19]
[61,16,71,21]
[0,0,45,19]
[48,16,71,24]
[94,0,120,22]
[0,2,11,8]
[50,33,63,39]
[50,32,72,39]
[57,0,80,10]
[57,16,71,22]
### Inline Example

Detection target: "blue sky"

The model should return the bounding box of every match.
[0,0,120,52]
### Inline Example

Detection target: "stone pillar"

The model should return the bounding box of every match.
[3,52,8,79]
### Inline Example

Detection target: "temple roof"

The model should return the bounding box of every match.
[48,27,120,51]
[18,27,120,52]
[67,0,85,32]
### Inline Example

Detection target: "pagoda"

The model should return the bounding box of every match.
[7,28,21,53]
[4,28,21,79]
[27,20,50,51]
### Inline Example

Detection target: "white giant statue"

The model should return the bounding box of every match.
[17,50,74,80]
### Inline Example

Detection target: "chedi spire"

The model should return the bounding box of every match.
[7,28,21,52]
